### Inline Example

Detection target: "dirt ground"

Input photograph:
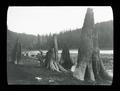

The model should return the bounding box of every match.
[7,59,113,85]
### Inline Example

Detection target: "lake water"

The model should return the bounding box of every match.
[40,50,113,54]
[22,50,113,56]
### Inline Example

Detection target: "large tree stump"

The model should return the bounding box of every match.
[44,34,67,72]
[60,46,73,70]
[73,8,113,82]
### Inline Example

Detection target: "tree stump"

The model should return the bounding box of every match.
[73,8,113,82]
[60,46,73,70]
[44,34,68,72]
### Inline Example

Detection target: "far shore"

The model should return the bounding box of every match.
[22,49,113,55]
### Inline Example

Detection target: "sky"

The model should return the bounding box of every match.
[7,6,113,36]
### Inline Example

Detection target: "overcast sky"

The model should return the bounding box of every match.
[7,6,113,36]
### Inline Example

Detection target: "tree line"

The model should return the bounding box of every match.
[7,20,113,59]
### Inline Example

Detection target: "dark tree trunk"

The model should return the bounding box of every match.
[60,46,73,70]
[73,8,113,82]
[53,34,59,62]
[17,41,22,64]
[11,37,22,64]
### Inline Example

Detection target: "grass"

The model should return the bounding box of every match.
[7,54,113,85]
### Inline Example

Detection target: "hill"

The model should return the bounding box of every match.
[7,20,113,59]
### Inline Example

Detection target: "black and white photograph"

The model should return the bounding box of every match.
[7,6,113,85]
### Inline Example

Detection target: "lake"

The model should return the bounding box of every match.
[22,50,113,56]
[38,50,113,54]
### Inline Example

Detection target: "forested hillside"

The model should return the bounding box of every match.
[7,20,113,58]
[96,20,113,49]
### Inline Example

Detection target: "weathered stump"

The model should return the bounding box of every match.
[73,8,113,82]
[44,34,67,72]
[60,46,73,70]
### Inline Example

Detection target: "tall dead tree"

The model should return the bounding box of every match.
[53,34,59,62]
[44,34,67,72]
[73,8,112,82]
[11,37,22,64]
